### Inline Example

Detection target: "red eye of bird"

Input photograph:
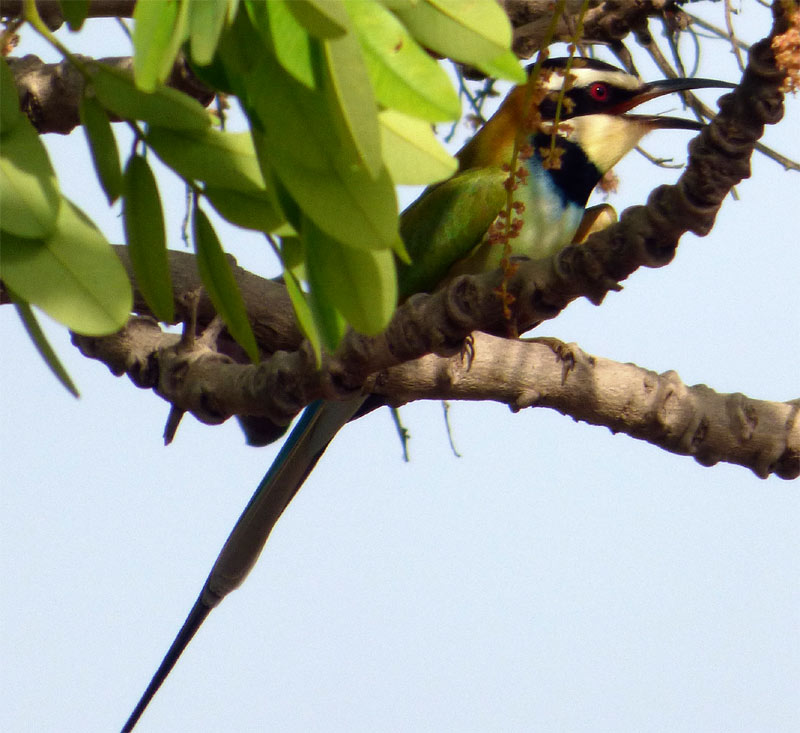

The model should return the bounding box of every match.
[589,82,609,101]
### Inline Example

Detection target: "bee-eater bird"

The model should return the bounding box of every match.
[122,57,735,731]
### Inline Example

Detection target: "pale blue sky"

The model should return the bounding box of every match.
[2,5,798,732]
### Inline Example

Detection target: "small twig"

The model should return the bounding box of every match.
[441,401,462,458]
[684,11,752,53]
[163,405,185,445]
[724,0,747,72]
[390,407,410,463]
[634,145,684,169]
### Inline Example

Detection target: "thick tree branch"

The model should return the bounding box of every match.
[373,334,800,480]
[70,319,799,480]
[0,0,134,30]
[500,0,685,58]
[5,54,214,134]
[4,3,794,478]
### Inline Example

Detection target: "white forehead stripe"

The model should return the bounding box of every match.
[544,66,641,92]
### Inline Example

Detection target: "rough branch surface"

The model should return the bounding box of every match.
[2,1,797,480]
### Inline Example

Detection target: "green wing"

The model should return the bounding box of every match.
[397,166,507,299]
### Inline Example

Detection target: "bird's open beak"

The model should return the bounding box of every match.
[612,76,737,130]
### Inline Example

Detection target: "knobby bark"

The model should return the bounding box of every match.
[2,1,798,479]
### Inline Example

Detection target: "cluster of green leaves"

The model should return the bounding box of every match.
[1,0,524,380]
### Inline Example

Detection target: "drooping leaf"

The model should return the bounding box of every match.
[258,133,401,251]
[322,13,383,178]
[9,289,79,396]
[203,186,285,233]
[260,0,317,88]
[189,0,230,66]
[0,115,60,238]
[247,58,400,250]
[90,64,211,131]
[132,0,190,92]
[347,0,460,121]
[379,109,456,184]
[0,198,132,335]
[278,237,320,359]
[79,95,122,204]
[0,56,23,134]
[304,216,397,338]
[395,0,525,83]
[122,155,174,323]
[59,0,90,31]
[145,127,267,192]
[479,49,529,83]
[285,0,347,38]
[192,207,260,363]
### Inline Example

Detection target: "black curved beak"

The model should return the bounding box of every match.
[613,76,737,130]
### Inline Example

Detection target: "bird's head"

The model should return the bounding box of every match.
[457,57,736,177]
[533,57,736,174]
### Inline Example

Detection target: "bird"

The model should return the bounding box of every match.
[122,57,735,731]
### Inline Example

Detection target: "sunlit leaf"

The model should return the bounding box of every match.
[79,95,122,204]
[395,0,524,82]
[322,14,383,178]
[0,115,60,238]
[286,0,347,38]
[192,207,260,363]
[122,155,174,322]
[347,0,460,121]
[278,237,320,359]
[189,0,230,66]
[260,0,317,88]
[0,198,132,335]
[133,0,190,92]
[9,288,79,396]
[91,64,211,131]
[146,127,267,192]
[379,109,457,184]
[247,58,400,250]
[203,186,285,233]
[304,216,397,338]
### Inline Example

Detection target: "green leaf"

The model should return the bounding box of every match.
[189,0,230,66]
[203,186,285,233]
[261,0,317,88]
[304,216,397,337]
[226,0,240,23]
[480,50,528,84]
[192,207,260,363]
[347,0,460,121]
[280,235,305,275]
[0,115,60,238]
[146,127,267,192]
[379,109,456,184]
[247,57,400,250]
[90,64,211,131]
[395,0,524,82]
[278,240,321,360]
[0,56,23,134]
[146,127,266,193]
[122,155,174,322]
[322,13,383,178]
[0,197,132,335]
[286,0,347,38]
[9,288,79,396]
[59,0,90,31]
[132,0,191,92]
[79,95,122,204]
[257,130,401,251]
